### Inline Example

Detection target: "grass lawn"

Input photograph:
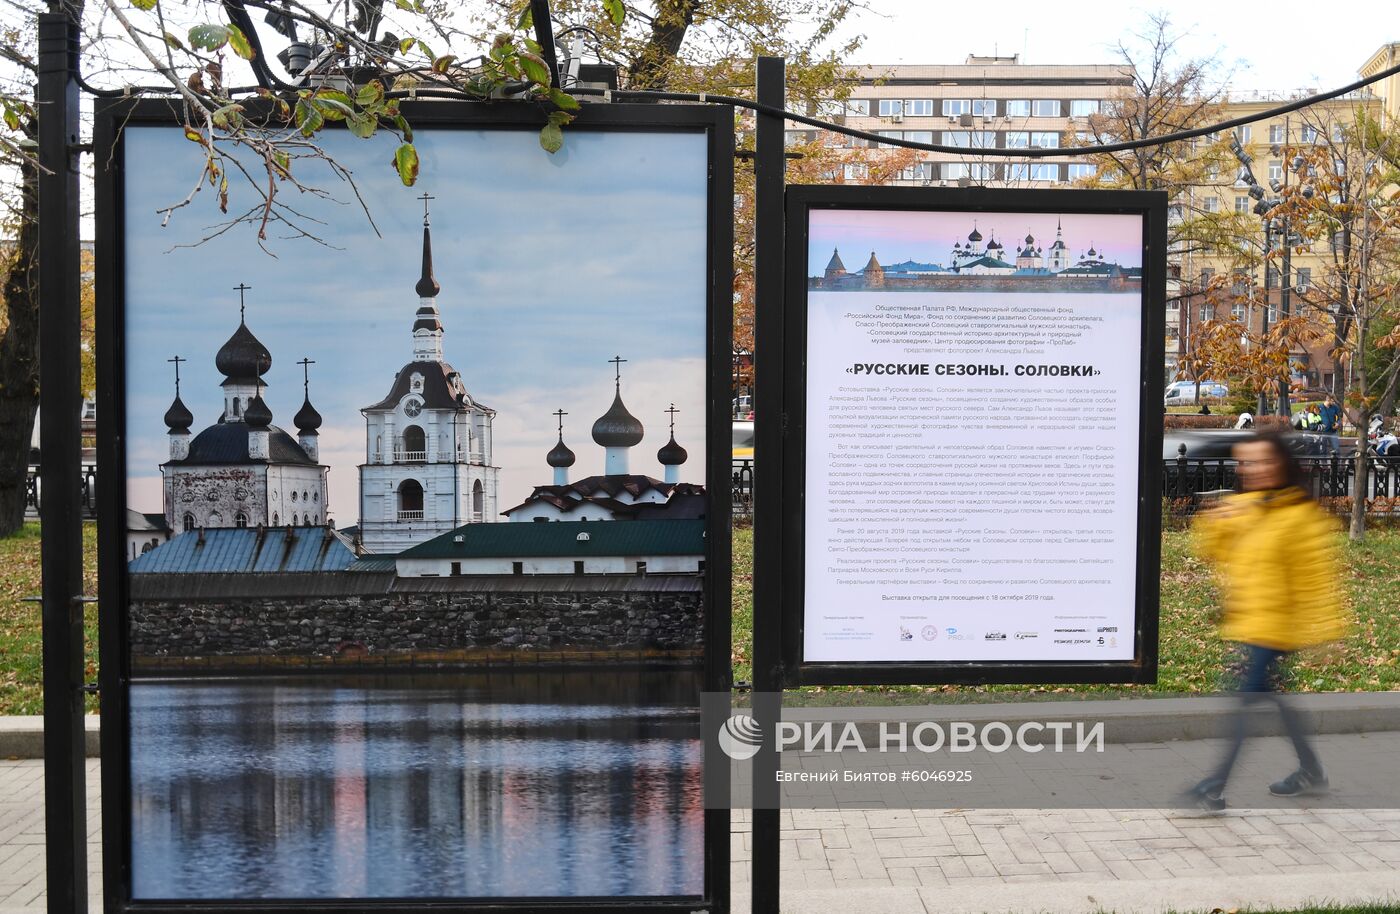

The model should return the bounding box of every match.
[731,524,1400,697]
[0,523,100,715]
[1165,907,1400,914]
[2,521,1398,712]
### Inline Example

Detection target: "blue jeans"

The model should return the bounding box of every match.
[1202,645,1321,791]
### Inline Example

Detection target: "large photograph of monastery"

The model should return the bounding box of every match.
[118,125,712,900]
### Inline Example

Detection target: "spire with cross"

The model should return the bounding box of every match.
[298,357,315,394]
[665,403,679,434]
[233,283,252,323]
[657,403,688,479]
[415,192,440,300]
[168,355,185,396]
[547,408,576,477]
[609,355,627,390]
[554,408,568,438]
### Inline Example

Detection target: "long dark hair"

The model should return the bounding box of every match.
[1239,429,1313,499]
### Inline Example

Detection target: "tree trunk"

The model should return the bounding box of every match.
[1350,314,1367,541]
[0,119,41,538]
[627,0,698,90]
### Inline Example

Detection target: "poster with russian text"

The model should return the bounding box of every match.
[804,208,1143,663]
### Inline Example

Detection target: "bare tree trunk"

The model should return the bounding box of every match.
[0,117,40,537]
[1350,300,1368,541]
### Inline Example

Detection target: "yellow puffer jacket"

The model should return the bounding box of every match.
[1192,487,1346,650]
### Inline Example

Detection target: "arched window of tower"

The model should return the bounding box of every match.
[398,480,424,520]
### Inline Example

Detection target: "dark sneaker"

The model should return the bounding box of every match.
[1184,781,1226,811]
[1269,769,1329,797]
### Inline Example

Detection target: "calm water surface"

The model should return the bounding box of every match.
[129,671,703,899]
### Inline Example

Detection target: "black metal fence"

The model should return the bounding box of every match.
[732,458,754,519]
[1162,454,1400,517]
[25,464,98,519]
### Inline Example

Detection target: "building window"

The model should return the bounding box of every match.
[1200,267,1215,285]
[472,479,484,519]
[941,99,971,116]
[1231,301,1246,321]
[905,99,933,116]
[292,514,299,525]
[1269,124,1285,144]
[1202,196,1219,213]
[1070,99,1099,117]
[842,163,869,180]
[903,130,933,144]
[397,479,424,520]
[1032,99,1060,117]
[636,561,647,575]
[1268,160,1283,181]
[970,131,996,148]
[1007,163,1029,181]
[971,99,996,116]
[291,490,298,502]
[876,130,903,147]
[1199,303,1213,323]
[1297,267,1311,290]
[968,163,994,180]
[450,561,461,576]
[1030,131,1059,148]
[1300,125,1318,143]
[1236,196,1250,213]
[1006,99,1031,118]
[183,513,194,532]
[899,162,936,181]
[574,560,585,575]
[1066,164,1097,180]
[232,397,240,417]
[941,131,970,147]
[1266,266,1281,286]
[845,99,870,116]
[512,561,523,575]
[878,99,903,117]
[1030,163,1058,181]
[272,513,279,525]
[1235,125,1251,144]
[400,425,426,461]
[1004,131,1029,148]
[235,512,248,528]
[1332,124,1345,142]
[944,163,969,180]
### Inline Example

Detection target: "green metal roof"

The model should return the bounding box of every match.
[399,519,705,560]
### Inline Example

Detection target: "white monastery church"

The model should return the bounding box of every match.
[357,196,500,554]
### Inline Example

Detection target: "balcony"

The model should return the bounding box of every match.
[393,450,427,463]
[398,510,424,521]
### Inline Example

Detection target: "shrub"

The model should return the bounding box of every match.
[1163,415,1235,429]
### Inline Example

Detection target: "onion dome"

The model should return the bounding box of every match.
[657,434,688,467]
[164,395,194,434]
[967,226,982,242]
[1088,246,1098,258]
[415,223,439,298]
[592,390,645,448]
[1025,232,1035,244]
[294,397,322,434]
[547,435,576,468]
[986,235,1002,250]
[244,394,273,429]
[215,321,272,384]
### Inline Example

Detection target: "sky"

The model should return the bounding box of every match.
[123,126,711,525]
[808,211,1144,274]
[828,1,1389,93]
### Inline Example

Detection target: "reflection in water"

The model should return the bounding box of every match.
[130,671,704,899]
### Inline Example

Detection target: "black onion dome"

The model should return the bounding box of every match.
[215,322,272,384]
[415,225,440,298]
[592,391,645,448]
[1025,233,1035,244]
[164,396,194,433]
[244,394,272,429]
[294,396,322,434]
[657,434,688,467]
[967,227,982,242]
[547,436,576,468]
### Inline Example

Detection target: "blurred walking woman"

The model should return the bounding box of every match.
[1186,430,1346,810]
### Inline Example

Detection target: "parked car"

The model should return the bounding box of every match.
[1163,380,1228,407]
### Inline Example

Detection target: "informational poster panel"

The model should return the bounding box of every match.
[781,188,1164,685]
[96,101,731,912]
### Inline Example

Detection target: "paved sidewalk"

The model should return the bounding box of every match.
[4,738,1400,913]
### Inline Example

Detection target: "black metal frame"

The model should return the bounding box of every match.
[94,98,732,914]
[771,185,1167,687]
